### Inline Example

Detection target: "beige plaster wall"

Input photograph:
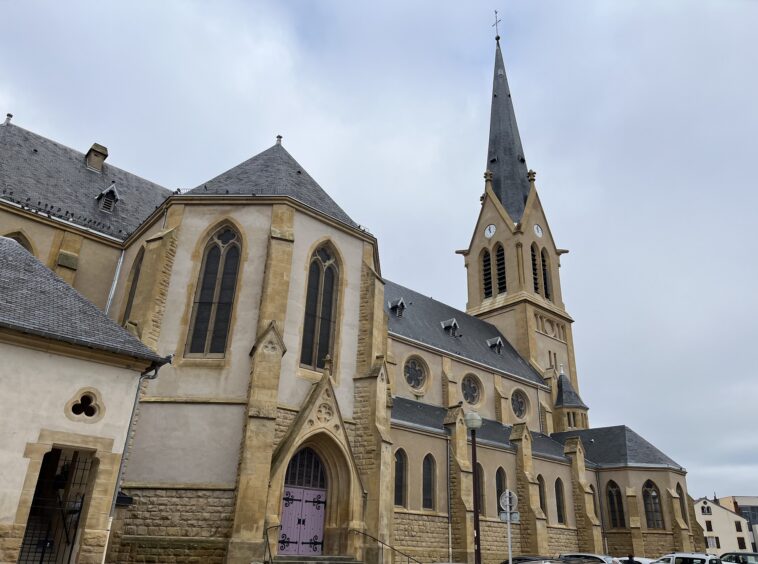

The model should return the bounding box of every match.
[0,341,139,523]
[693,499,750,554]
[533,457,576,528]
[391,427,449,515]
[124,403,245,486]
[474,442,518,518]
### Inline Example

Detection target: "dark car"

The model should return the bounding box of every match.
[720,554,758,564]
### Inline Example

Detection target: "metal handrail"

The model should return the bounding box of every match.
[263,524,281,564]
[348,528,422,564]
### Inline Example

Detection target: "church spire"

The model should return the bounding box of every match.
[486,37,531,222]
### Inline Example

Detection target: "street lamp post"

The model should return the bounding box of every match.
[465,411,483,564]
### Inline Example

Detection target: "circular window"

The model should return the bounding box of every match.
[404,357,427,391]
[511,390,528,419]
[461,375,482,405]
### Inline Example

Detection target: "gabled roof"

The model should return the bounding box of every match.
[390,397,568,461]
[552,425,683,470]
[486,39,532,223]
[187,143,358,228]
[0,237,166,364]
[384,279,544,386]
[0,123,171,239]
[554,373,588,409]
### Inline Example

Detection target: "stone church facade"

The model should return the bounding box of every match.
[0,39,704,564]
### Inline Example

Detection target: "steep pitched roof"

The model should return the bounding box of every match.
[486,39,532,223]
[384,279,544,386]
[554,373,588,409]
[0,123,171,239]
[0,237,166,364]
[552,426,683,470]
[187,143,358,228]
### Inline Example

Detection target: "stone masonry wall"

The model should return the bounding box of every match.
[606,531,635,557]
[481,518,522,564]
[274,407,298,448]
[547,526,579,555]
[106,488,234,563]
[392,511,449,563]
[0,523,25,563]
[641,532,674,558]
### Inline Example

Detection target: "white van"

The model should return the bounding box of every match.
[652,553,721,564]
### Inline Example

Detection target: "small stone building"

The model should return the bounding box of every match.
[0,37,705,564]
[0,237,168,563]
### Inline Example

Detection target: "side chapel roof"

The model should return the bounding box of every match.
[0,237,166,364]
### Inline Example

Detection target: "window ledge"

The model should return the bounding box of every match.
[176,357,227,368]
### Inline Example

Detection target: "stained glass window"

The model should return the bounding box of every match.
[301,245,339,369]
[461,375,481,405]
[511,391,527,419]
[404,358,427,390]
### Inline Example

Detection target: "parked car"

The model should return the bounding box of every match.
[561,553,621,564]
[500,557,559,564]
[617,557,655,564]
[720,554,758,564]
[652,553,721,564]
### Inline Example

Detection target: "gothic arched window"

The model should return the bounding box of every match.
[495,243,507,294]
[122,246,144,325]
[537,474,547,513]
[481,249,493,298]
[607,481,625,528]
[187,226,241,356]
[643,480,664,529]
[394,449,407,507]
[301,244,339,370]
[555,478,566,524]
[496,467,507,513]
[4,231,33,255]
[476,463,485,515]
[531,243,541,294]
[676,483,688,525]
[422,454,436,510]
[541,248,552,301]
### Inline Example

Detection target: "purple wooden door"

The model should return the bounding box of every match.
[279,487,303,555]
[299,487,327,555]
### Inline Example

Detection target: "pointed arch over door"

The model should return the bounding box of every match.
[280,447,328,555]
[301,244,339,370]
[186,224,241,356]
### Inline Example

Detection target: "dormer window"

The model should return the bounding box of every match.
[95,181,120,214]
[441,318,459,337]
[389,298,406,318]
[487,336,503,354]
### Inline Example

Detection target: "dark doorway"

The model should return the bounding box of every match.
[17,448,94,563]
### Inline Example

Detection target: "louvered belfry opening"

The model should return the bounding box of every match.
[541,248,552,301]
[531,244,540,294]
[495,244,506,294]
[481,249,493,298]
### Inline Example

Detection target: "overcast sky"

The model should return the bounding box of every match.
[2,1,756,498]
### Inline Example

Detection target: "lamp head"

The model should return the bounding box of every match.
[464,410,483,430]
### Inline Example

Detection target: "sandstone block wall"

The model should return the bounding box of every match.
[641,532,674,558]
[482,518,522,564]
[392,511,449,563]
[0,523,25,563]
[107,488,234,563]
[547,526,579,555]
[606,531,635,557]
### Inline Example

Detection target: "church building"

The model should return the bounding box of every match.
[0,37,704,564]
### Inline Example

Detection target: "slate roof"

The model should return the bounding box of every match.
[384,279,544,386]
[551,426,683,470]
[0,237,167,364]
[187,143,358,228]
[391,397,569,461]
[0,123,171,239]
[486,39,532,223]
[554,373,588,409]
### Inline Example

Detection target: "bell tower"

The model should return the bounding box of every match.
[459,35,588,429]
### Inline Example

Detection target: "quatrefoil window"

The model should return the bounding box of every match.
[72,394,97,417]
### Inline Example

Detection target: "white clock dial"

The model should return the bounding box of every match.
[484,224,497,239]
[533,224,543,238]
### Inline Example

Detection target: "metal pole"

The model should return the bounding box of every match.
[471,429,482,564]
[507,503,513,564]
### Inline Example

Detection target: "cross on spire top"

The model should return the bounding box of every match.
[492,9,502,41]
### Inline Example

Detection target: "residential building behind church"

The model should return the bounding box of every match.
[0,38,705,564]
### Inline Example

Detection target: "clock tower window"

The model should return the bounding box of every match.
[541,248,552,301]
[530,243,541,295]
[495,244,507,294]
[481,249,493,298]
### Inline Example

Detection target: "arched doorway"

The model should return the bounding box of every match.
[279,447,328,555]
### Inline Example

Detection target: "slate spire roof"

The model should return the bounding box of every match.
[554,373,588,409]
[187,142,358,228]
[0,237,167,364]
[486,38,532,222]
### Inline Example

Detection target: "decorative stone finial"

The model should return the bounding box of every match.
[528,169,536,182]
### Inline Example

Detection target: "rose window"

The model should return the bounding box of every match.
[511,391,527,419]
[461,375,481,405]
[404,358,426,390]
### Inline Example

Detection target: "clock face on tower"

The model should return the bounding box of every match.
[533,224,543,238]
[484,224,497,239]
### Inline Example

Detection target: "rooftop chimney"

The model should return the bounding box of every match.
[85,143,108,172]
[3,113,12,126]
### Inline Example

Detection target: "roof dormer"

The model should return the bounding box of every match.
[96,181,120,214]
[441,318,459,337]
[486,336,504,354]
[388,298,406,318]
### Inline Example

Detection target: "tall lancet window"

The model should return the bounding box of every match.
[607,481,625,528]
[122,246,145,325]
[481,249,493,298]
[301,244,339,370]
[541,248,552,301]
[643,480,664,529]
[495,244,507,294]
[531,244,541,294]
[187,226,241,356]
